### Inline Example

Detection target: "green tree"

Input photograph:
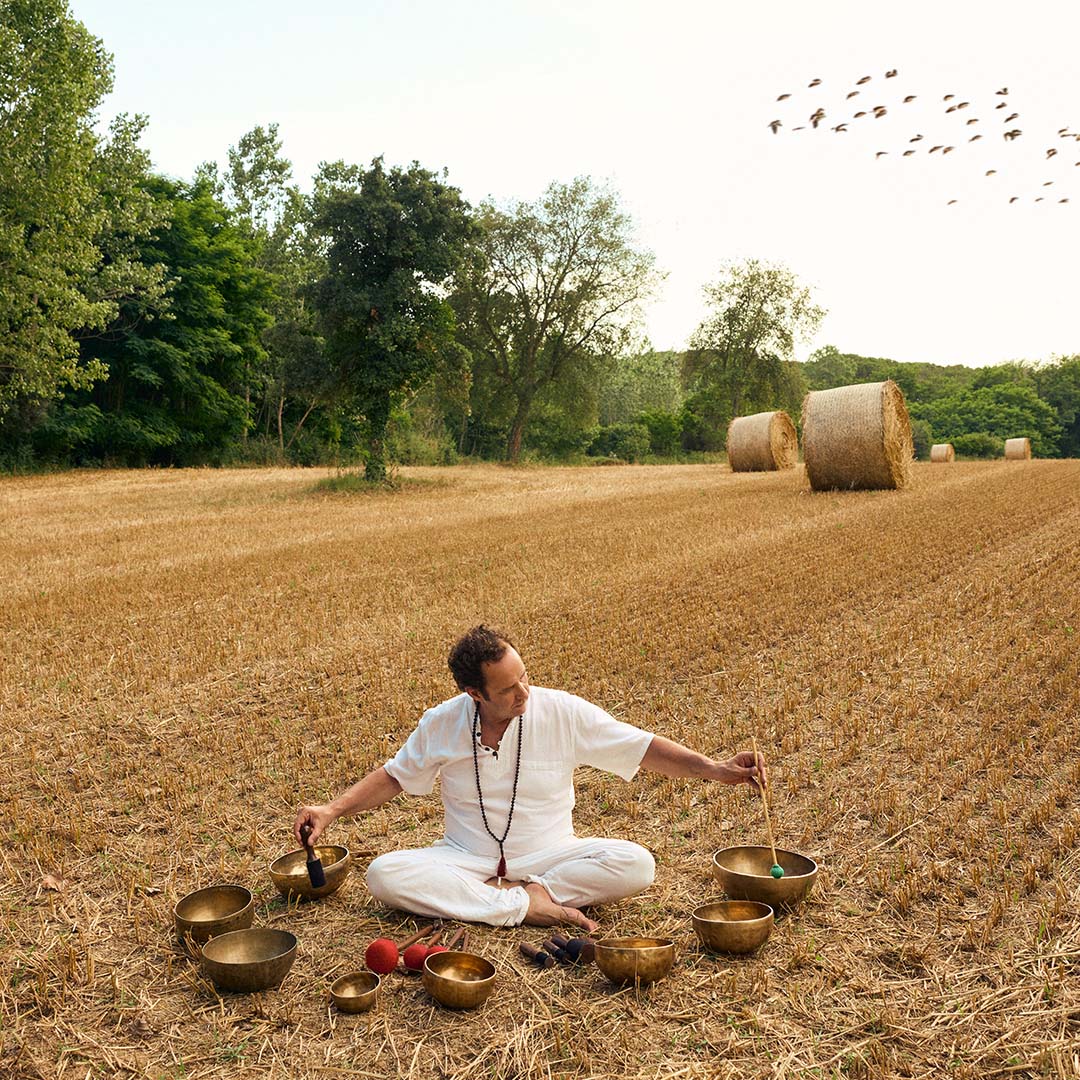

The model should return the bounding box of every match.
[0,0,114,414]
[597,349,683,425]
[39,177,273,464]
[1033,355,1080,457]
[310,158,472,482]
[685,260,822,437]
[452,177,657,463]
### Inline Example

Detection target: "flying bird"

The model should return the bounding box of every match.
[769,119,782,133]
[957,102,970,109]
[808,78,822,87]
[969,135,983,142]
[1061,198,1070,203]
[854,110,867,118]
[995,102,1007,109]
[1043,180,1054,186]
[910,134,924,142]
[1009,196,1019,203]
[792,125,806,130]
[810,108,826,128]
[777,93,791,101]
[1005,113,1019,122]
[903,150,916,156]
[846,90,860,99]
[943,146,955,154]
[876,151,889,158]
[996,87,1009,95]
[903,95,917,103]
[986,169,997,176]
[966,118,979,125]
[947,199,958,204]
[1047,148,1058,158]
[944,94,955,101]
[885,69,898,77]
[832,123,848,132]
[1004,129,1022,141]
[856,75,871,85]
[946,105,958,113]
[873,106,888,118]
[929,145,943,153]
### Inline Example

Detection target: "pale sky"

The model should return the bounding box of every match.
[70,0,1080,367]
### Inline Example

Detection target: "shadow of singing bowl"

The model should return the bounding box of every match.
[330,971,380,1013]
[422,951,496,1009]
[594,937,675,986]
[712,846,818,908]
[174,884,254,946]
[692,900,774,954]
[269,845,351,901]
[199,928,298,992]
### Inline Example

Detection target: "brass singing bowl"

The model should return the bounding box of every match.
[593,937,675,986]
[692,900,774,954]
[422,951,496,1009]
[198,928,298,992]
[174,884,254,946]
[712,846,818,908]
[269,845,351,901]
[330,971,380,1013]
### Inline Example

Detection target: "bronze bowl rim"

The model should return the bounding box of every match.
[422,950,497,1008]
[330,970,381,1012]
[268,844,351,876]
[711,845,820,879]
[174,883,254,924]
[200,926,299,965]
[692,899,775,926]
[267,845,352,898]
[593,936,676,984]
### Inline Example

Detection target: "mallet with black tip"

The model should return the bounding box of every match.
[299,823,326,888]
[551,934,596,965]
[541,937,573,964]
[519,942,556,969]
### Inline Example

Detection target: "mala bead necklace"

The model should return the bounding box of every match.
[471,701,523,884]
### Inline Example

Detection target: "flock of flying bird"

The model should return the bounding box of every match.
[768,69,1079,206]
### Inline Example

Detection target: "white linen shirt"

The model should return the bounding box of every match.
[383,686,653,861]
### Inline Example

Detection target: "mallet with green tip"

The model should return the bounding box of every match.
[751,734,784,878]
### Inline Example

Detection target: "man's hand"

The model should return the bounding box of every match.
[721,749,768,791]
[293,804,336,848]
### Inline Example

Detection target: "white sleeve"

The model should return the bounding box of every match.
[571,696,653,780]
[383,710,446,795]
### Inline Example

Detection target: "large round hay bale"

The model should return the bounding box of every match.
[802,380,913,491]
[726,410,799,471]
[1004,437,1032,460]
[930,443,955,463]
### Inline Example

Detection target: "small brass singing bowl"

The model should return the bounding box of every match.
[422,951,496,1009]
[198,928,298,993]
[269,845,351,901]
[174,884,254,947]
[692,900,774,954]
[712,846,819,909]
[593,937,675,986]
[330,971,380,1013]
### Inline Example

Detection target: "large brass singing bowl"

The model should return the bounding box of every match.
[330,971,380,1013]
[712,846,818,908]
[692,900,774,954]
[174,884,254,947]
[198,928,298,992]
[594,938,675,986]
[422,951,496,1009]
[269,845,351,901]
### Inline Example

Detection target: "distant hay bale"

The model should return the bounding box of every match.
[1004,437,1032,460]
[726,410,799,471]
[930,443,955,463]
[802,380,914,491]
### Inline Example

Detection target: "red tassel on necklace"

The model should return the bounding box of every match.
[496,854,507,880]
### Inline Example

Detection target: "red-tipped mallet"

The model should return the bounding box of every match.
[299,823,326,889]
[365,923,436,975]
[403,925,444,971]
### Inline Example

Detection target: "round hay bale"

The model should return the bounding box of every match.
[930,443,955,463]
[1004,437,1032,460]
[726,410,799,471]
[802,380,913,491]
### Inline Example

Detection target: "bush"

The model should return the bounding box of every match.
[637,410,682,457]
[910,418,933,461]
[952,432,1004,458]
[588,422,651,462]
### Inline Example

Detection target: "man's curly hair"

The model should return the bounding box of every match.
[448,625,516,694]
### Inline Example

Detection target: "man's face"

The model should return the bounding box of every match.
[472,645,530,721]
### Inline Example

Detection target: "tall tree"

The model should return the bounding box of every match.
[452,177,657,462]
[0,0,162,420]
[309,158,472,482]
[685,259,823,432]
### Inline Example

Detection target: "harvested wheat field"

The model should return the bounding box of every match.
[4,461,1080,1080]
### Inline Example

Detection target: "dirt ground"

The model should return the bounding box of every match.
[3,460,1079,1079]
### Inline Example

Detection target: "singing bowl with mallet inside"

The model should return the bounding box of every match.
[330,971,380,1013]
[174,884,254,947]
[422,951,496,1009]
[692,900,774,954]
[593,937,675,986]
[712,846,818,908]
[269,845,352,901]
[198,928,298,992]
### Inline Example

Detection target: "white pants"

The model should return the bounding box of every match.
[365,836,655,927]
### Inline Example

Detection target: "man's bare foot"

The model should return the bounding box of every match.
[522,883,599,932]
[484,876,527,891]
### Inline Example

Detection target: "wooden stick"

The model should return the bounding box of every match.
[444,926,467,951]
[396,923,437,951]
[751,734,780,867]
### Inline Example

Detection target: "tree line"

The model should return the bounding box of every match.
[2,2,1077,476]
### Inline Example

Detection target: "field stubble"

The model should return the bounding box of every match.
[2,461,1080,1079]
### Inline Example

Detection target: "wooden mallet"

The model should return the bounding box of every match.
[751,734,784,878]
[299,823,326,888]
[519,942,556,969]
